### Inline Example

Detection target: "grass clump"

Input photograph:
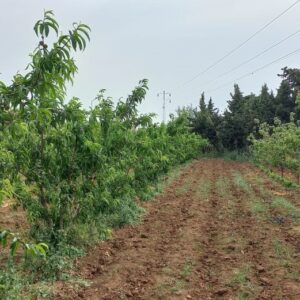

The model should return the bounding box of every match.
[180,258,195,280]
[216,177,229,197]
[197,180,211,199]
[271,197,300,220]
[175,179,191,196]
[273,240,293,261]
[234,172,252,194]
[231,266,250,285]
[251,201,267,215]
[228,266,254,299]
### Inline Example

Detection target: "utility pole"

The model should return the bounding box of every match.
[157,91,171,123]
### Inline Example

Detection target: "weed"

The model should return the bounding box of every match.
[180,258,194,280]
[170,280,185,295]
[229,266,254,299]
[162,266,174,276]
[238,291,252,300]
[28,284,51,299]
[231,266,250,285]
[157,258,194,296]
[216,177,229,197]
[251,201,267,214]
[197,180,211,199]
[157,278,185,296]
[221,151,250,162]
[273,240,293,261]
[257,165,300,189]
[175,179,191,196]
[271,197,300,220]
[287,270,300,280]
[273,239,296,270]
[234,172,252,194]
[0,268,24,300]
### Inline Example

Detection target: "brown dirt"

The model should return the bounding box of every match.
[0,200,28,263]
[41,160,300,298]
[0,199,28,233]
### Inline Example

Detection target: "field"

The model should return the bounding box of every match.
[48,159,300,299]
[1,8,300,300]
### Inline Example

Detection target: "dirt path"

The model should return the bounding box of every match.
[55,159,300,300]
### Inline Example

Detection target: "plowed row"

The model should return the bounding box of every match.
[55,159,300,299]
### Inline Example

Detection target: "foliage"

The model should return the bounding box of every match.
[0,268,24,300]
[251,117,300,180]
[0,230,48,257]
[180,67,300,151]
[178,93,220,150]
[0,10,207,251]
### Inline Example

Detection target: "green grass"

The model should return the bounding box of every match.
[140,161,194,201]
[238,291,252,300]
[287,270,300,280]
[197,179,211,199]
[220,151,250,162]
[175,178,191,196]
[231,266,250,285]
[271,197,300,220]
[228,266,254,299]
[180,258,194,280]
[216,176,229,197]
[273,240,293,260]
[233,172,252,194]
[0,267,54,300]
[157,258,195,296]
[256,164,300,190]
[251,201,267,215]
[170,280,185,295]
[273,239,294,268]
[157,277,185,296]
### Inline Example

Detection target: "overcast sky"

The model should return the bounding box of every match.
[1,0,300,121]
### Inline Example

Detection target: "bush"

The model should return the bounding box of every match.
[0,11,208,250]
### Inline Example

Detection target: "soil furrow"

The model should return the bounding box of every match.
[55,159,300,300]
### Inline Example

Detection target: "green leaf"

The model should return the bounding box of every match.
[77,34,86,50]
[77,26,91,41]
[69,31,77,50]
[10,237,19,256]
[39,23,45,35]
[75,34,83,50]
[34,243,48,256]
[44,24,50,37]
[34,20,41,36]
[0,230,10,247]
[46,21,59,35]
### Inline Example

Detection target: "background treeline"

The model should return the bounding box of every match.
[180,67,300,151]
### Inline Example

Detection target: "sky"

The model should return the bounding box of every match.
[1,0,300,121]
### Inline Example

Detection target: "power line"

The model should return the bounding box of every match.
[204,28,300,87]
[206,47,300,93]
[178,0,300,88]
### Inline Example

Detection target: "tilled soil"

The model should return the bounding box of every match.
[55,159,300,300]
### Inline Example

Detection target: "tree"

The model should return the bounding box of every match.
[207,97,215,114]
[279,67,300,91]
[0,11,208,248]
[188,93,220,149]
[220,84,249,150]
[251,117,300,180]
[275,80,295,122]
[227,84,244,114]
[199,92,206,112]
[181,68,300,152]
